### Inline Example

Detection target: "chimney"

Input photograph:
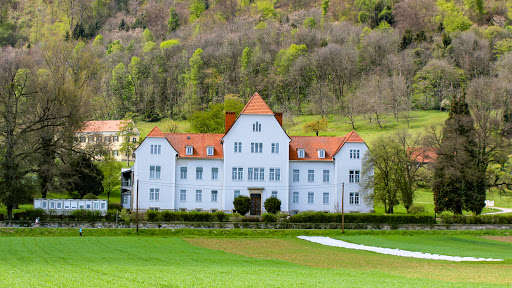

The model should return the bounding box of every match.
[275,113,283,127]
[225,111,236,133]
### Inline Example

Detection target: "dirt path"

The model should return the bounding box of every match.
[482,207,512,215]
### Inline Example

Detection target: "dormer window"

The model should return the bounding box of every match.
[318,149,325,158]
[297,149,305,158]
[186,146,193,155]
[206,146,214,156]
[252,121,261,132]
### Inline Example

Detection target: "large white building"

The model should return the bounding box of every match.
[132,93,372,215]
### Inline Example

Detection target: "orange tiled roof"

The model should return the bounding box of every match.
[290,136,344,161]
[408,147,437,163]
[79,120,135,133]
[147,126,165,137]
[240,92,274,115]
[165,133,224,158]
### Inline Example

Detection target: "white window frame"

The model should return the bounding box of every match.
[186,146,193,155]
[350,149,360,159]
[211,190,218,202]
[180,190,186,202]
[308,192,314,204]
[269,168,280,181]
[195,190,202,202]
[150,165,161,179]
[180,167,187,179]
[252,121,261,132]
[251,142,263,153]
[349,170,360,183]
[211,167,218,180]
[318,149,325,158]
[271,191,278,198]
[150,144,162,155]
[234,142,242,153]
[323,192,329,205]
[234,190,240,199]
[350,192,360,205]
[292,191,299,203]
[271,143,279,154]
[297,149,305,158]
[232,167,243,181]
[248,167,264,181]
[206,146,214,156]
[323,170,329,183]
[196,167,203,180]
[292,169,299,182]
[308,170,314,182]
[149,188,160,201]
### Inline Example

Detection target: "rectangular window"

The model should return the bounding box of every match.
[252,121,261,132]
[180,190,186,202]
[196,190,202,202]
[206,146,214,156]
[113,136,119,142]
[251,142,263,153]
[211,190,218,202]
[180,167,187,179]
[318,150,325,158]
[232,167,243,181]
[350,192,360,205]
[112,150,119,156]
[132,137,137,143]
[96,136,102,143]
[211,167,218,180]
[308,170,314,182]
[50,201,55,209]
[234,142,242,153]
[150,166,161,179]
[292,192,299,203]
[186,146,193,155]
[93,202,99,209]
[80,136,86,143]
[196,167,203,180]
[269,168,280,181]
[149,188,160,201]
[323,192,329,204]
[151,145,162,155]
[349,170,360,183]
[323,170,330,183]
[298,149,305,158]
[308,192,314,204]
[350,149,360,159]
[234,190,240,199]
[101,202,106,210]
[271,191,278,198]
[271,143,279,154]
[292,169,299,182]
[248,168,264,181]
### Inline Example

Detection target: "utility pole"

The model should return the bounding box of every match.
[136,179,139,234]
[342,182,345,234]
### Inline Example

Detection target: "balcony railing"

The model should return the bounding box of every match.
[121,180,131,187]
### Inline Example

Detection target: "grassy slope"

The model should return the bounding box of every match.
[0,234,509,287]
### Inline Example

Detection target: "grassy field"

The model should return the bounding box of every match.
[0,229,510,287]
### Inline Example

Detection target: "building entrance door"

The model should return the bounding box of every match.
[250,193,261,215]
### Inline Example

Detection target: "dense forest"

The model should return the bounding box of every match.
[1,0,512,125]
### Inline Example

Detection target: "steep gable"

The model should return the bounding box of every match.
[240,92,274,115]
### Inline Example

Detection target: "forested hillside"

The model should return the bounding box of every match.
[2,0,512,125]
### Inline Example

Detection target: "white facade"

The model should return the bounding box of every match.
[132,93,372,214]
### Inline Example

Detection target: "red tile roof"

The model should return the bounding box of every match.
[240,92,274,115]
[79,120,136,133]
[289,136,343,161]
[147,126,165,137]
[165,133,224,158]
[409,147,437,163]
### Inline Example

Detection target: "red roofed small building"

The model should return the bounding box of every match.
[132,93,372,214]
[77,120,140,162]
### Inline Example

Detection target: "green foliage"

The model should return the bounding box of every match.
[145,210,229,222]
[302,118,327,136]
[185,48,205,114]
[436,0,473,33]
[303,17,316,29]
[98,157,122,201]
[233,195,250,215]
[241,47,252,70]
[190,0,209,22]
[110,63,135,117]
[168,7,180,32]
[92,34,103,46]
[257,1,277,19]
[61,154,104,198]
[264,197,281,214]
[160,39,180,50]
[143,41,157,53]
[441,214,512,224]
[255,22,267,30]
[224,94,245,115]
[107,40,124,54]
[71,209,102,221]
[408,205,426,214]
[493,39,512,58]
[189,103,224,133]
[142,28,154,42]
[289,212,435,224]
[83,193,98,199]
[275,44,307,75]
[261,213,277,222]
[322,0,330,17]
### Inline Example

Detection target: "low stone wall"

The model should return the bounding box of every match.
[1,221,512,230]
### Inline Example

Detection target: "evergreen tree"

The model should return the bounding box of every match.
[168,7,180,32]
[432,93,486,215]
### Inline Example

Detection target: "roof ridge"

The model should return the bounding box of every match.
[147,126,165,137]
[239,92,274,115]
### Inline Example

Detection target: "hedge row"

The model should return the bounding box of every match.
[441,215,512,224]
[288,212,436,224]
[146,210,229,222]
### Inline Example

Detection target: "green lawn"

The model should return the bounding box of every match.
[0,230,511,287]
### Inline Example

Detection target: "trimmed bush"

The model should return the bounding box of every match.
[289,212,435,224]
[408,205,426,214]
[441,214,512,224]
[146,210,160,221]
[26,209,47,221]
[233,196,250,216]
[262,213,277,223]
[264,197,281,214]
[71,210,102,221]
[241,216,260,222]
[108,203,122,211]
[83,193,98,199]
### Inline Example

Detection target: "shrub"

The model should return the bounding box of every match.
[441,215,512,224]
[105,209,118,221]
[146,210,160,221]
[289,212,435,224]
[13,211,28,220]
[262,213,277,223]
[408,205,426,214]
[264,197,281,214]
[120,209,133,222]
[108,203,122,211]
[26,209,47,221]
[233,196,250,215]
[213,211,228,222]
[230,213,242,222]
[83,193,98,199]
[241,216,260,222]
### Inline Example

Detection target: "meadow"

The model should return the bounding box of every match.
[0,229,511,287]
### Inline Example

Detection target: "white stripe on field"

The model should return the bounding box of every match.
[298,236,503,262]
